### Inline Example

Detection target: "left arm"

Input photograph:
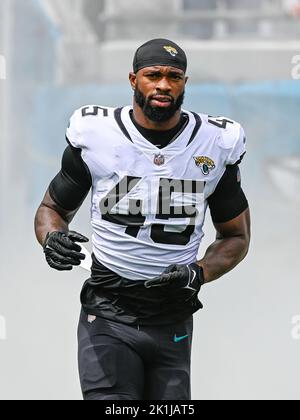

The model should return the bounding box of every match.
[145,165,251,295]
[197,208,251,284]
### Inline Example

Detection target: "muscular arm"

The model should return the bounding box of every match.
[198,208,251,283]
[34,144,92,246]
[34,190,78,246]
[198,161,251,284]
[145,161,250,295]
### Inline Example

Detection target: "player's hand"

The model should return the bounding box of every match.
[43,231,89,271]
[145,263,205,302]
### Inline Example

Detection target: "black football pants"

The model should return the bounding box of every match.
[78,309,193,400]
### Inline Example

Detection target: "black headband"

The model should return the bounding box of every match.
[133,39,187,73]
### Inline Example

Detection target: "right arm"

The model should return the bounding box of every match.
[34,145,92,270]
[34,190,79,246]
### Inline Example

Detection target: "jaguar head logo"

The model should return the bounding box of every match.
[164,46,178,57]
[194,156,216,175]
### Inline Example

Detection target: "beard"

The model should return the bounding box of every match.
[134,86,185,123]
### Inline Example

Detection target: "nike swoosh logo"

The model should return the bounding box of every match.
[183,269,197,291]
[191,270,196,282]
[174,334,189,343]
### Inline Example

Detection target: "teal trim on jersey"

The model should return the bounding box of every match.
[174,334,189,343]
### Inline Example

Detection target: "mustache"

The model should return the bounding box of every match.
[134,86,185,122]
[149,94,175,102]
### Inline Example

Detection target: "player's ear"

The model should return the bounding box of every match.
[185,76,189,85]
[129,72,137,90]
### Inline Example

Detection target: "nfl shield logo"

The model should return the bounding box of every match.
[154,154,165,166]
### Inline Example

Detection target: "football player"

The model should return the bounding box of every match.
[35,39,251,400]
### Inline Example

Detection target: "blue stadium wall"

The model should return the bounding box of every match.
[28,82,300,203]
[7,0,300,211]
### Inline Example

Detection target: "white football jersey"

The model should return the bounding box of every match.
[66,105,246,280]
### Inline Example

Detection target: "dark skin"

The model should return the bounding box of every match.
[35,65,251,284]
[199,209,250,282]
[35,190,76,246]
[129,66,188,130]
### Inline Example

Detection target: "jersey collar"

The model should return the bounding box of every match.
[115,106,202,153]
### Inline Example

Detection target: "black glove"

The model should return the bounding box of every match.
[145,263,205,302]
[43,231,89,271]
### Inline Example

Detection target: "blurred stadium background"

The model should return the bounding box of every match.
[0,0,299,400]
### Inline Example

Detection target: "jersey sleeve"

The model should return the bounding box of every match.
[225,123,246,166]
[208,164,249,224]
[207,119,248,223]
[66,105,114,149]
[66,108,83,149]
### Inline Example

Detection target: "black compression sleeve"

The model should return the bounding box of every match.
[49,145,92,211]
[208,165,249,224]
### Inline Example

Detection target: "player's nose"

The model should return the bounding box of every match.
[155,77,172,92]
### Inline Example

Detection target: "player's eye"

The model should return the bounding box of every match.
[146,73,160,79]
[170,74,183,80]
